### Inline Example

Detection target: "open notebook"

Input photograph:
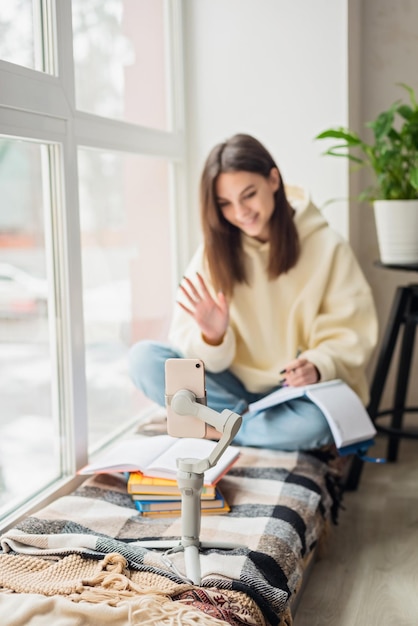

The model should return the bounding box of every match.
[249,379,378,456]
[78,435,240,485]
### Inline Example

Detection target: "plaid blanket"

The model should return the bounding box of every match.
[0,446,341,626]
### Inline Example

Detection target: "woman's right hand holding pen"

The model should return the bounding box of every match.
[280,355,320,387]
[178,273,229,346]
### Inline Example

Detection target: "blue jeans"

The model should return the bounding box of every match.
[128,340,333,451]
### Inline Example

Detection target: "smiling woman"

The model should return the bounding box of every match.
[129,133,378,454]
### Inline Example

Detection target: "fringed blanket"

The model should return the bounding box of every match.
[0,446,342,626]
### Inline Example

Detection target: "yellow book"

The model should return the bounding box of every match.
[140,505,231,518]
[128,473,178,487]
[128,473,216,499]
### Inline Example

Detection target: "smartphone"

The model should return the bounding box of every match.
[165,358,207,438]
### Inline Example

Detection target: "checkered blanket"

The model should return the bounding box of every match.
[0,446,341,626]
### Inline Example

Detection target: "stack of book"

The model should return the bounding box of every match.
[79,434,240,518]
[128,474,230,517]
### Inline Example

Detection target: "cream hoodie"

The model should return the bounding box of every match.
[169,187,378,405]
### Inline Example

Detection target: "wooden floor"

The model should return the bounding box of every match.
[294,434,418,626]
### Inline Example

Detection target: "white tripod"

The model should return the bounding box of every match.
[135,389,243,585]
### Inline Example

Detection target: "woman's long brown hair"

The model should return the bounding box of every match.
[200,133,300,297]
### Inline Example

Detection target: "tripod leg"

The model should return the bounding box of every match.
[184,545,201,584]
[177,469,204,584]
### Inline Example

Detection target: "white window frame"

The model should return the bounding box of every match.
[0,0,188,531]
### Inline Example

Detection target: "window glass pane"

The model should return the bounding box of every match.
[0,1,44,71]
[0,138,61,516]
[72,0,169,130]
[78,148,173,448]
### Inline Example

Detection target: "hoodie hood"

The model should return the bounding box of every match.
[286,185,329,243]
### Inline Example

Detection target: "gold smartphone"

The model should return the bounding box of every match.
[165,358,207,438]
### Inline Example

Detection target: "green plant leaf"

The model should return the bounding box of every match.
[410,166,418,190]
[398,104,413,120]
[315,128,361,144]
[398,82,418,109]
[368,107,396,140]
[322,149,363,163]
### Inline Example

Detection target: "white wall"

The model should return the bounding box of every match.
[183,0,350,253]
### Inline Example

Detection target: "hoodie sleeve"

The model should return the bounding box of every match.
[301,241,378,404]
[168,246,236,372]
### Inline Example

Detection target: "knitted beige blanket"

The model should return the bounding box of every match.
[0,551,269,625]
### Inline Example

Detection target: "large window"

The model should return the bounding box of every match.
[0,0,185,526]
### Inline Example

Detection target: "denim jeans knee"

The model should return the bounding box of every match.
[128,340,181,407]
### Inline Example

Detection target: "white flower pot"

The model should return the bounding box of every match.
[373,199,418,264]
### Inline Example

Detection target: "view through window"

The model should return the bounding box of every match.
[0,1,43,71]
[72,0,168,129]
[78,148,173,448]
[0,138,61,511]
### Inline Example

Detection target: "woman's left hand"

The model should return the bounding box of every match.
[177,272,229,345]
[280,358,320,387]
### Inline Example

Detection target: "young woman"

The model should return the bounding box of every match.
[129,134,378,451]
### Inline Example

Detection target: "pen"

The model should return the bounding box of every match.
[279,348,302,375]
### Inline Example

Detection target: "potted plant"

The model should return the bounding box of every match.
[316,83,418,265]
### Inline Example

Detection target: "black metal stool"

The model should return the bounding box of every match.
[345,262,418,490]
[368,262,418,461]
